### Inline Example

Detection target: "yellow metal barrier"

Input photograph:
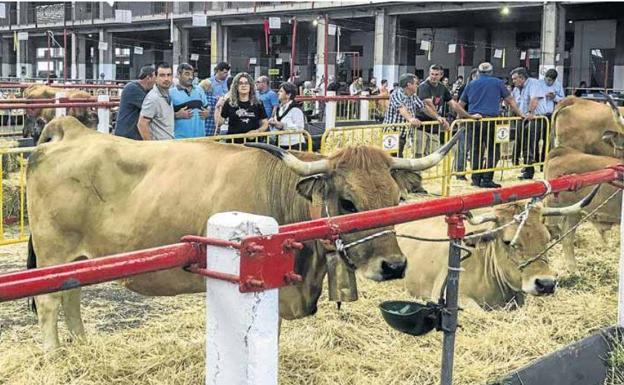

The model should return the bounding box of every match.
[183,130,314,152]
[0,147,31,245]
[319,122,450,194]
[444,116,551,195]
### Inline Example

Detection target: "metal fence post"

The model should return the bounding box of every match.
[360,91,369,121]
[97,94,110,134]
[55,92,66,118]
[440,213,465,385]
[205,212,280,385]
[325,91,336,129]
[618,188,624,327]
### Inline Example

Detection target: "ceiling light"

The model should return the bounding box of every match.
[501,6,510,16]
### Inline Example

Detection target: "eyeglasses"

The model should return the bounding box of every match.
[238,81,250,85]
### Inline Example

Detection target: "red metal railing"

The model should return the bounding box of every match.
[295,95,388,102]
[0,102,120,109]
[0,83,124,90]
[0,97,121,103]
[0,166,622,301]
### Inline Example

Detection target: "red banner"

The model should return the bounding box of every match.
[263,19,270,55]
[460,44,465,66]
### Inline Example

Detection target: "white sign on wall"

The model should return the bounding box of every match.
[114,9,132,24]
[98,41,108,51]
[249,57,257,65]
[328,24,337,36]
[520,51,526,60]
[134,46,143,55]
[17,32,29,41]
[420,40,431,51]
[448,44,456,54]
[192,14,207,27]
[0,4,6,19]
[269,17,281,29]
[190,53,200,61]
[493,49,503,59]
[276,58,283,65]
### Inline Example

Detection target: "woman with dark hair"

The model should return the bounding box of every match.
[217,72,268,142]
[268,82,306,150]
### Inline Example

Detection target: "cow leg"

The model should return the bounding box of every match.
[61,288,86,341]
[35,292,62,351]
[561,214,580,273]
[592,222,611,243]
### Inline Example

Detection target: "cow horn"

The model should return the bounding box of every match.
[542,184,601,216]
[245,142,330,176]
[466,212,498,225]
[604,93,624,132]
[391,127,465,171]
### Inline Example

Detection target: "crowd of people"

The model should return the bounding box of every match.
[113,59,566,189]
[113,61,306,148]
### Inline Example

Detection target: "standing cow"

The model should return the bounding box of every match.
[27,116,463,351]
[22,84,98,144]
[545,146,621,272]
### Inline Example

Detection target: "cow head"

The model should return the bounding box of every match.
[247,129,463,283]
[466,203,556,297]
[601,94,624,157]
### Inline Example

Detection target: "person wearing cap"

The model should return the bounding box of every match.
[453,62,524,188]
[170,63,210,139]
[114,65,156,140]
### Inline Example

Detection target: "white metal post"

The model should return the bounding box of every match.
[97,94,109,134]
[206,212,280,385]
[325,90,336,130]
[55,92,66,118]
[618,195,624,327]
[360,91,369,122]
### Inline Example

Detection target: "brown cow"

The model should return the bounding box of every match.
[22,84,98,144]
[544,146,622,272]
[27,116,464,351]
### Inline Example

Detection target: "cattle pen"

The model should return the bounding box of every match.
[1,166,623,385]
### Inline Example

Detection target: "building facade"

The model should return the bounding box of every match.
[1,1,623,90]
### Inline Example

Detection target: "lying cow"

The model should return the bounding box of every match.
[544,146,622,273]
[27,116,463,351]
[553,95,624,157]
[22,84,98,144]
[397,196,594,309]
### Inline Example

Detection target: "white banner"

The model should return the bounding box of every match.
[190,53,199,61]
[420,40,431,51]
[134,46,143,55]
[17,32,28,41]
[114,9,132,23]
[98,41,108,51]
[493,49,503,59]
[269,17,281,29]
[448,44,456,54]
[249,57,257,65]
[328,24,336,36]
[192,14,207,27]
[0,4,6,19]
[520,51,526,60]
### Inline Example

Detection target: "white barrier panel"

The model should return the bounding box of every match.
[206,212,279,385]
[325,91,336,129]
[360,91,369,121]
[97,94,110,134]
[55,92,66,118]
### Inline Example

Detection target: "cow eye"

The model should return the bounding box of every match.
[339,198,358,213]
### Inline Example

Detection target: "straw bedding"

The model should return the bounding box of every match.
[0,172,621,384]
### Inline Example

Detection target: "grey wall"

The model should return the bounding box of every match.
[571,19,617,87]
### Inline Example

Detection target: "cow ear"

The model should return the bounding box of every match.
[296,175,326,202]
[391,170,423,196]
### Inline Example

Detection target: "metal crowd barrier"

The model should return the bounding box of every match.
[184,130,314,152]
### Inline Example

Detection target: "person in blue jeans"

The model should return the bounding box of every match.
[453,68,479,180]
[170,63,210,139]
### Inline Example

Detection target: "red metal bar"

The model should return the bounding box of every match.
[0,102,119,109]
[295,95,389,102]
[290,17,297,82]
[0,243,203,302]
[0,97,120,103]
[0,83,124,89]
[277,167,624,241]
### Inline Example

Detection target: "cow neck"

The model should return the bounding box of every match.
[490,239,523,295]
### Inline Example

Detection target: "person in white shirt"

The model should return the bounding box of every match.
[268,82,306,150]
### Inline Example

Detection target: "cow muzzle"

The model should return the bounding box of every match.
[381,260,407,280]
[534,277,557,295]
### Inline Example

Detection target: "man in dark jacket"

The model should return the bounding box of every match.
[114,65,156,140]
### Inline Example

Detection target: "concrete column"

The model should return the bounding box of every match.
[211,20,225,71]
[98,29,115,80]
[1,39,11,78]
[316,19,336,86]
[17,39,33,78]
[614,20,624,90]
[71,33,87,80]
[540,2,565,79]
[172,24,190,70]
[373,11,398,87]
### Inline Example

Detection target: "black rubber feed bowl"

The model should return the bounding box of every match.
[379,300,440,336]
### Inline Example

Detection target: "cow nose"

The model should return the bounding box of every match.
[381,260,406,280]
[535,278,556,294]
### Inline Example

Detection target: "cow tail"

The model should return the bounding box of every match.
[26,235,37,314]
